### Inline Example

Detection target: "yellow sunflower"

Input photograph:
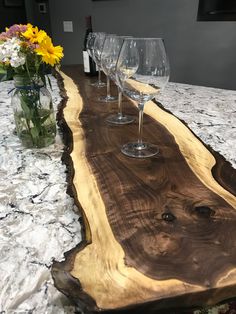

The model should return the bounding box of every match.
[35,36,64,66]
[22,24,47,44]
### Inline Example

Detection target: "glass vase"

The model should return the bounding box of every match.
[11,75,56,148]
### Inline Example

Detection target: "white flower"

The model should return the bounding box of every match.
[10,52,25,67]
[0,37,26,67]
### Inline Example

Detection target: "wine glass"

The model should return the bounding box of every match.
[116,38,170,158]
[99,34,118,102]
[103,35,135,124]
[91,32,106,88]
[86,32,96,59]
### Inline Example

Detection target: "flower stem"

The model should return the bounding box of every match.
[25,117,35,144]
[25,57,32,82]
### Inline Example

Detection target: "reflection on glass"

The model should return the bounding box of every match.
[116,38,170,158]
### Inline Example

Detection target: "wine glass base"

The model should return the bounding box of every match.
[106,114,135,125]
[98,95,118,102]
[90,81,106,88]
[121,142,159,158]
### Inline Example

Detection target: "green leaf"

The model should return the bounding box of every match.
[0,64,6,74]
[0,63,10,80]
[40,112,50,124]
[6,67,14,80]
[21,100,32,119]
[47,75,52,90]
[30,126,39,139]
[0,74,8,82]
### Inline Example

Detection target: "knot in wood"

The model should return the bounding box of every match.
[162,212,176,222]
[194,206,215,218]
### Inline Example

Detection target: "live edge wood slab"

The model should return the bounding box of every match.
[52,65,236,314]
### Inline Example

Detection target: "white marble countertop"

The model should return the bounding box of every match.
[0,75,235,314]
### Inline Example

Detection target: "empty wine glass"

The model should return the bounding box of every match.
[116,38,170,158]
[99,34,118,102]
[91,32,106,88]
[104,35,135,124]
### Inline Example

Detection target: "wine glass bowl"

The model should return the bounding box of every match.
[99,34,118,102]
[89,32,106,88]
[101,35,135,124]
[116,38,170,158]
[93,32,106,66]
[86,32,96,59]
[100,36,118,75]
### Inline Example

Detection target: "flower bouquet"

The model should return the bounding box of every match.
[0,24,64,148]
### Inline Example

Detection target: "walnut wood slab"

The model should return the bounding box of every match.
[52,65,236,314]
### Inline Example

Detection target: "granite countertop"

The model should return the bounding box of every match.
[0,74,235,314]
[0,76,81,314]
[158,82,236,169]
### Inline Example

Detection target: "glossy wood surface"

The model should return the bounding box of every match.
[52,66,236,313]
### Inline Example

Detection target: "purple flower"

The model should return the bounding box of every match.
[4,24,28,38]
[0,32,8,40]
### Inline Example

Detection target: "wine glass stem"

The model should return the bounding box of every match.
[98,69,102,84]
[107,76,111,98]
[138,103,144,146]
[118,88,123,117]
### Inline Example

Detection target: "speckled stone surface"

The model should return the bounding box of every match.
[0,75,235,314]
[0,75,81,314]
[158,83,236,169]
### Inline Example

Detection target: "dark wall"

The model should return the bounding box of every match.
[25,0,51,35]
[49,0,236,90]
[0,0,51,35]
[0,0,26,32]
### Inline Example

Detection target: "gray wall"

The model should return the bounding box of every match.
[49,0,92,67]
[49,0,236,90]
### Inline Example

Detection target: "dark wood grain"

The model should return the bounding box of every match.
[52,66,236,313]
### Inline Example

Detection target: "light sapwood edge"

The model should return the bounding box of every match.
[60,71,236,310]
[143,100,236,210]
